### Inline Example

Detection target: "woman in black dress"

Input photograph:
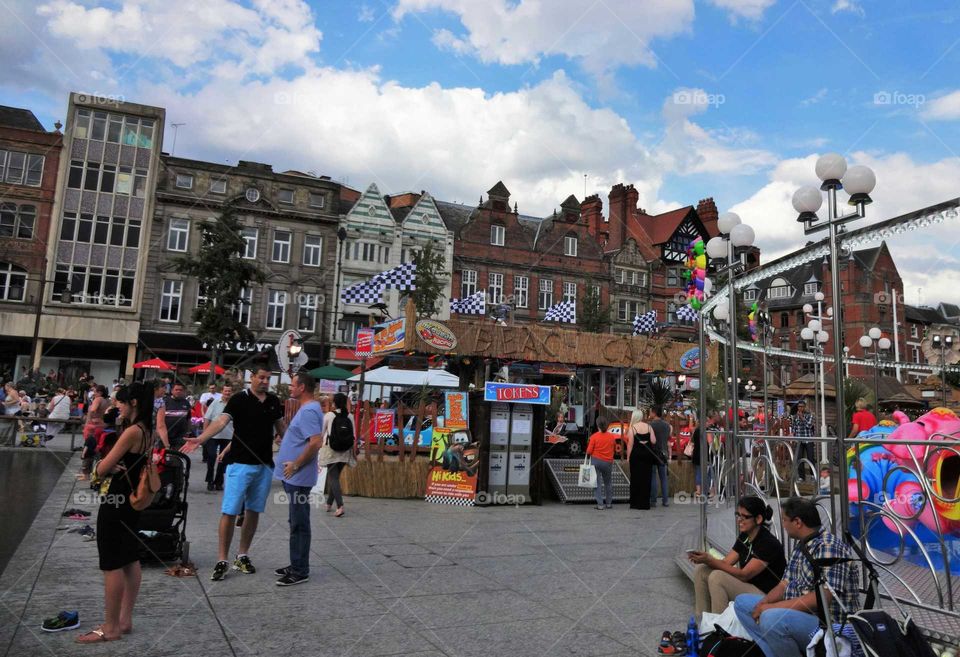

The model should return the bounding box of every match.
[76,382,153,644]
[626,409,656,510]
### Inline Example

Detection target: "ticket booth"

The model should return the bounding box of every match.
[484,382,547,505]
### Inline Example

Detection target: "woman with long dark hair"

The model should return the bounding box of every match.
[76,382,154,644]
[317,392,356,517]
[625,409,656,510]
[688,495,786,619]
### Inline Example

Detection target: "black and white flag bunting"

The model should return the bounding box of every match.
[450,291,486,315]
[633,309,658,335]
[340,279,385,305]
[544,300,576,323]
[375,262,417,291]
[676,305,699,322]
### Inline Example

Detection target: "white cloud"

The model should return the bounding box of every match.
[801,87,828,106]
[831,0,865,17]
[922,90,960,121]
[358,5,376,22]
[707,0,777,21]
[392,0,696,77]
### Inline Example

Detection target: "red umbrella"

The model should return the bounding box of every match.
[133,357,174,371]
[188,361,226,375]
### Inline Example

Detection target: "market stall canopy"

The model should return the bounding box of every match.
[307,364,354,381]
[188,361,226,375]
[347,367,460,388]
[784,373,836,398]
[133,357,174,371]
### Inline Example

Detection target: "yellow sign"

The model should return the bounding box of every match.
[373,318,406,355]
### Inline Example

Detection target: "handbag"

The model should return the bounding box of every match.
[578,455,597,488]
[125,426,160,511]
[683,441,694,458]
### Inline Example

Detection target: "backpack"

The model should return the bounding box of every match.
[701,628,764,657]
[329,412,354,452]
[845,611,936,657]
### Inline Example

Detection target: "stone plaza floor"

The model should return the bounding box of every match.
[0,450,700,657]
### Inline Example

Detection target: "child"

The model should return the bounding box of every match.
[79,430,97,481]
[95,407,120,459]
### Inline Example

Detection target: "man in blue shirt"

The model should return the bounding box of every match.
[273,372,325,586]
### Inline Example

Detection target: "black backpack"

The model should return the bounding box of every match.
[847,610,936,657]
[329,412,354,452]
[700,628,763,657]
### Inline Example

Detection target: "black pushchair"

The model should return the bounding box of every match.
[136,449,190,564]
[804,530,938,657]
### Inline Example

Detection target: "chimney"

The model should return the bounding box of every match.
[624,184,639,249]
[697,197,719,237]
[582,194,604,245]
[607,184,627,252]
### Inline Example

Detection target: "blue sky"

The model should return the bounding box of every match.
[3,0,960,304]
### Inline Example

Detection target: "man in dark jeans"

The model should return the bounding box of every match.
[157,381,192,450]
[274,373,324,586]
[648,406,672,507]
[790,400,816,481]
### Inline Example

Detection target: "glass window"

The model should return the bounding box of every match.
[0,262,27,301]
[298,293,319,332]
[539,279,553,310]
[16,205,36,239]
[912,346,920,363]
[133,169,147,197]
[910,325,919,338]
[804,282,818,295]
[618,300,629,322]
[0,204,14,237]
[514,275,528,308]
[0,150,5,181]
[122,120,138,146]
[107,115,123,143]
[60,212,77,240]
[623,371,637,408]
[563,282,576,304]
[303,234,322,267]
[461,270,477,297]
[232,287,252,326]
[115,166,132,195]
[272,230,291,262]
[488,272,503,304]
[278,188,294,204]
[66,160,83,189]
[6,151,25,184]
[668,301,677,322]
[126,219,141,248]
[603,372,619,407]
[744,289,757,301]
[241,227,258,259]
[100,164,115,193]
[167,218,189,251]
[309,192,325,208]
[490,224,505,246]
[94,216,110,244]
[769,286,791,299]
[666,267,678,287]
[564,235,577,257]
[83,162,100,191]
[210,179,226,194]
[25,154,43,186]
[90,112,107,141]
[780,312,789,328]
[74,109,91,139]
[109,217,125,246]
[138,120,154,148]
[266,289,287,329]
[159,280,183,322]
[196,283,212,312]
[76,214,93,243]
[175,174,193,189]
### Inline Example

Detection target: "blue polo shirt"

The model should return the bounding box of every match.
[274,400,325,487]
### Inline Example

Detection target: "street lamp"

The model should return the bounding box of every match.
[802,291,832,456]
[331,226,349,351]
[860,328,892,414]
[932,334,955,406]
[792,153,876,530]
[801,323,831,454]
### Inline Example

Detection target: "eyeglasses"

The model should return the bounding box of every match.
[735,512,756,521]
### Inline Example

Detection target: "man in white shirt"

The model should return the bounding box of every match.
[199,383,221,407]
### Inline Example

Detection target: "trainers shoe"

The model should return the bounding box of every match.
[276,573,309,586]
[274,566,291,577]
[211,560,229,581]
[41,610,80,632]
[233,555,256,574]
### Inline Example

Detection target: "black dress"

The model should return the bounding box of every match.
[629,425,655,510]
[97,434,148,571]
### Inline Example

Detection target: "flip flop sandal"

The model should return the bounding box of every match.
[75,628,119,643]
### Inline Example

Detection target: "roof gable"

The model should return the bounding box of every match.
[344,183,395,229]
[401,193,448,236]
[0,106,45,131]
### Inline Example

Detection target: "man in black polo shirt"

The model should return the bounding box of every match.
[185,366,285,581]
[157,381,192,450]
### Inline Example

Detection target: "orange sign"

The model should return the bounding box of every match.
[373,318,406,355]
[445,391,468,430]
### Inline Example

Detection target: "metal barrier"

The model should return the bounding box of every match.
[0,414,84,450]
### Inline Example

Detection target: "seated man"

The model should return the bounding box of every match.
[734,497,859,657]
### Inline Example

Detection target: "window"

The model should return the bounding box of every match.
[299,293,319,332]
[74,109,91,138]
[563,282,576,304]
[488,273,503,304]
[380,245,391,264]
[240,227,258,259]
[232,287,252,326]
[94,215,109,244]
[100,164,115,193]
[804,282,818,296]
[303,235,322,267]
[514,276,528,308]
[780,312,789,328]
[91,112,107,141]
[564,235,578,257]
[666,268,678,287]
[743,289,757,301]
[615,268,624,284]
[175,174,193,189]
[591,284,601,299]
[910,325,919,338]
[490,224,505,246]
[67,160,83,188]
[912,346,920,363]
[638,272,647,288]
[272,230,291,262]
[618,300,630,321]
[0,262,27,301]
[309,193,325,209]
[461,270,477,297]
[266,289,287,329]
[133,168,148,197]
[768,278,792,299]
[338,318,362,344]
[210,179,226,194]
[668,301,677,322]
[278,189,294,204]
[107,115,122,143]
[167,218,189,251]
[196,283,212,313]
[158,280,183,321]
[539,279,553,310]
[0,204,35,239]
[623,370,637,408]
[83,162,100,191]
[138,119,154,149]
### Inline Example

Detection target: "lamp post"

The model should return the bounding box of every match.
[843,346,850,378]
[932,334,955,406]
[803,291,832,452]
[757,306,772,435]
[792,153,877,531]
[330,226,348,353]
[860,327,891,415]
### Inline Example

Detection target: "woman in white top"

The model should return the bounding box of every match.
[46,387,73,439]
[317,393,356,517]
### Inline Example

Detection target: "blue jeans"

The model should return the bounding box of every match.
[284,482,312,577]
[650,463,669,505]
[734,593,821,657]
[592,458,613,507]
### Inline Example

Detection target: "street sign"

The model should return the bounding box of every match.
[483,382,551,405]
[355,327,374,359]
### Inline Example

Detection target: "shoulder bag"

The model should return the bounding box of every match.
[126,423,161,511]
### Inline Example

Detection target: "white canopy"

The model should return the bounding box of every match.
[347,367,460,388]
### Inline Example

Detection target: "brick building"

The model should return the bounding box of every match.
[0,106,63,379]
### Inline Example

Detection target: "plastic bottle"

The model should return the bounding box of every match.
[687,615,699,657]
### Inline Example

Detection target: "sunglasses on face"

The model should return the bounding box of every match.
[735,512,756,520]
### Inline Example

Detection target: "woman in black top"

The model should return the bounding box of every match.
[76,382,153,644]
[688,496,786,619]
[625,409,656,510]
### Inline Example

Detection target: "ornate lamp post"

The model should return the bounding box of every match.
[803,291,832,453]
[860,327,891,414]
[932,334,954,406]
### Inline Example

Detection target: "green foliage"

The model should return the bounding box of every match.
[642,378,675,410]
[579,281,611,333]
[171,202,266,348]
[405,241,446,318]
[844,378,875,418]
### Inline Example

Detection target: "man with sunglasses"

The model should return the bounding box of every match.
[733,497,858,657]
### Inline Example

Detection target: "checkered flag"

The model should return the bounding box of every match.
[633,309,658,335]
[375,262,417,291]
[676,305,699,322]
[340,279,384,305]
[544,300,576,323]
[450,291,486,315]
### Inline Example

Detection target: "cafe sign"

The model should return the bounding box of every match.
[416,320,458,351]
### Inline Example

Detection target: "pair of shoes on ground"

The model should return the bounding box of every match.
[41,610,79,632]
[211,555,257,581]
[78,525,96,541]
[273,566,309,586]
[62,508,90,518]
[657,630,687,655]
[594,505,614,509]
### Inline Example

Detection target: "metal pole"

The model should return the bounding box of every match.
[817,299,828,454]
[873,349,880,414]
[727,239,742,506]
[698,313,708,550]
[331,229,347,355]
[762,332,769,435]
[827,191,850,530]
[891,289,901,382]
[30,273,47,370]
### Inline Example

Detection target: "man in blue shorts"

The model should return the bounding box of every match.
[186,365,285,581]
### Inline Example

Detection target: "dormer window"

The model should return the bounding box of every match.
[564,235,578,257]
[768,277,792,300]
[490,224,505,246]
[804,281,818,296]
[743,289,757,301]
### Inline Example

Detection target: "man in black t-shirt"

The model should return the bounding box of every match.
[185,366,285,582]
[156,382,191,449]
[648,406,672,507]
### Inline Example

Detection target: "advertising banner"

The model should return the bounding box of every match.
[373,409,395,441]
[444,391,469,430]
[425,427,479,506]
[373,318,406,355]
[355,327,375,359]
[318,379,342,394]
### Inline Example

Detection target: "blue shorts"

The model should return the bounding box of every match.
[222,463,273,515]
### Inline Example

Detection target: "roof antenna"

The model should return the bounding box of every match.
[584,174,587,198]
[170,122,186,155]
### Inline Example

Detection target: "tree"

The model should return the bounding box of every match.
[171,202,266,380]
[579,281,611,333]
[405,241,446,318]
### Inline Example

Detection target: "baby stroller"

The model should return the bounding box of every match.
[136,448,190,564]
[803,530,938,657]
[19,419,47,447]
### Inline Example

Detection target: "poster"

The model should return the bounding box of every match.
[373,318,406,355]
[355,327,374,358]
[425,427,480,505]
[445,391,469,430]
[373,409,395,443]
[318,379,342,394]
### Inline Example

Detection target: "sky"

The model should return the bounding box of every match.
[3,0,960,306]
